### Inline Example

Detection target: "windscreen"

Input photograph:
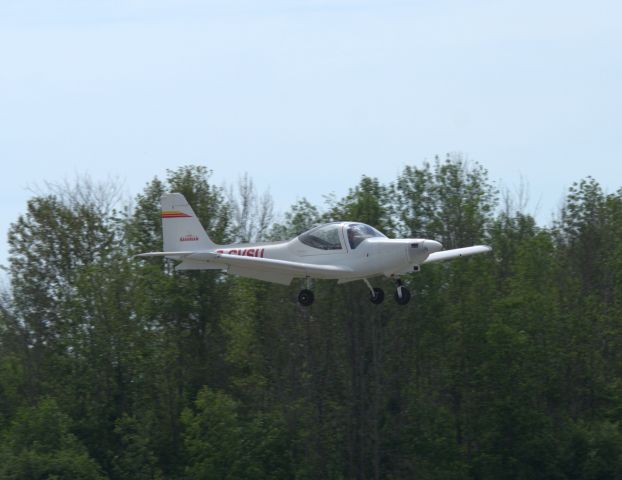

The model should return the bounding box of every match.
[346,223,386,249]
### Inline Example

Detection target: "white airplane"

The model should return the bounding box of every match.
[137,193,492,306]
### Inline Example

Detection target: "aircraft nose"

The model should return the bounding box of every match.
[426,240,443,253]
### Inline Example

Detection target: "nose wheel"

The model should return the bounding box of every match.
[298,289,314,306]
[394,279,411,305]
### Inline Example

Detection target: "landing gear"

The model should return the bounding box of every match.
[364,279,384,304]
[394,279,411,305]
[298,289,314,307]
[369,287,385,304]
[298,279,410,306]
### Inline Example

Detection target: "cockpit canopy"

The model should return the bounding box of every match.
[346,223,386,249]
[298,223,343,250]
[298,222,386,250]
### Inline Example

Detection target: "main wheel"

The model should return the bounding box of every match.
[369,287,385,304]
[394,286,411,305]
[298,289,315,306]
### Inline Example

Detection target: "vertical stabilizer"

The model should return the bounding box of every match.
[161,193,217,251]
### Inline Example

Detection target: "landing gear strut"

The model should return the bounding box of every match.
[394,279,411,305]
[369,287,385,304]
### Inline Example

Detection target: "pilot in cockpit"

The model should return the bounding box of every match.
[347,227,356,247]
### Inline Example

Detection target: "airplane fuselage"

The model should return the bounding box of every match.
[199,227,441,281]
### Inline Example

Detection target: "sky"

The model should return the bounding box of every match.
[1,0,621,278]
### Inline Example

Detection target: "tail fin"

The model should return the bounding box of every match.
[161,193,217,251]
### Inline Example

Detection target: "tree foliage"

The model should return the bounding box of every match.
[2,159,622,479]
[0,398,104,479]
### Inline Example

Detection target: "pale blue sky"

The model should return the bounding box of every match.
[1,0,621,274]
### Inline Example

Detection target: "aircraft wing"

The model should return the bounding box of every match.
[423,245,492,264]
[190,252,353,284]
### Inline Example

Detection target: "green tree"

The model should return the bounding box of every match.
[394,153,497,247]
[182,386,292,479]
[325,175,395,235]
[5,162,622,479]
[111,415,163,480]
[269,198,322,240]
[0,398,105,479]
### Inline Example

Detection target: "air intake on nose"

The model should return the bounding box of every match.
[411,243,419,248]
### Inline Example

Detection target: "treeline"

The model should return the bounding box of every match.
[1,157,622,479]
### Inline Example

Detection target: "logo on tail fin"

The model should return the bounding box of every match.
[180,234,199,242]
